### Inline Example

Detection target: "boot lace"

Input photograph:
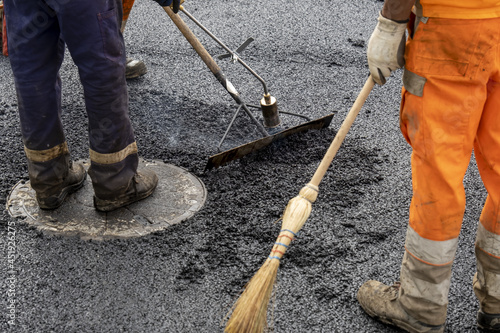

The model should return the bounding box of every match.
[387,281,401,301]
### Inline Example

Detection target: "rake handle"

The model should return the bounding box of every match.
[163,5,270,138]
[164,6,220,75]
[310,76,375,187]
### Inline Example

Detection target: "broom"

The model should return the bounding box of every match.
[224,75,375,333]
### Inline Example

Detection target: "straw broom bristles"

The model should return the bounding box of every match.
[224,259,279,333]
[225,184,318,333]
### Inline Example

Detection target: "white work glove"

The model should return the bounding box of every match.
[367,12,407,85]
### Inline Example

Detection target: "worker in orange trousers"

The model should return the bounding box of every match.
[357,0,500,332]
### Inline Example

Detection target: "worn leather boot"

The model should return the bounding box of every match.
[478,310,500,331]
[35,162,87,210]
[93,168,158,212]
[474,229,500,331]
[125,57,147,79]
[357,280,445,333]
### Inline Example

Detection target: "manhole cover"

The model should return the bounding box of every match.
[6,160,207,240]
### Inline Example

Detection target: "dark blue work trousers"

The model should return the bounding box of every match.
[4,0,138,196]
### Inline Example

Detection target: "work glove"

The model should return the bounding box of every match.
[152,0,181,13]
[367,12,407,85]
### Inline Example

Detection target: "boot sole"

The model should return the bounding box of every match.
[361,304,444,333]
[38,172,87,210]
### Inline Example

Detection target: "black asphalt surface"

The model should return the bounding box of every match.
[0,1,488,332]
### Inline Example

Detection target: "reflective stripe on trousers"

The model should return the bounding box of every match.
[475,224,500,314]
[400,226,456,325]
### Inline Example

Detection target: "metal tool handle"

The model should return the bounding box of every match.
[179,8,269,96]
[163,6,228,95]
[163,5,269,137]
[309,76,375,187]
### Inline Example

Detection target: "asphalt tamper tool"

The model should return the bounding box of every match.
[225,76,376,333]
[163,5,334,169]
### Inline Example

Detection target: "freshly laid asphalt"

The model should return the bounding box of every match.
[0,1,488,332]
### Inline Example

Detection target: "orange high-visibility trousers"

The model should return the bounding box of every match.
[399,15,500,321]
[1,8,7,56]
[402,16,500,244]
[122,0,135,21]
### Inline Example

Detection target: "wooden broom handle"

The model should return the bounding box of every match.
[309,76,375,187]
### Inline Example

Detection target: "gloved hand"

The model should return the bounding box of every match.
[153,0,181,13]
[367,12,407,85]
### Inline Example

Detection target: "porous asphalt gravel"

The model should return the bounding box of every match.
[0,1,488,332]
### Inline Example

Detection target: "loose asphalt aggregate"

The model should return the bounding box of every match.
[0,0,489,332]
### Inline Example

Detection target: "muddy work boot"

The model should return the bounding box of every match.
[36,162,87,210]
[125,57,147,79]
[478,310,500,331]
[357,280,445,333]
[94,168,158,212]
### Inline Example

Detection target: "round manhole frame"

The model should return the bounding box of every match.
[6,160,207,240]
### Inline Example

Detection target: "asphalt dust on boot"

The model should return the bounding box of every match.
[357,280,445,333]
